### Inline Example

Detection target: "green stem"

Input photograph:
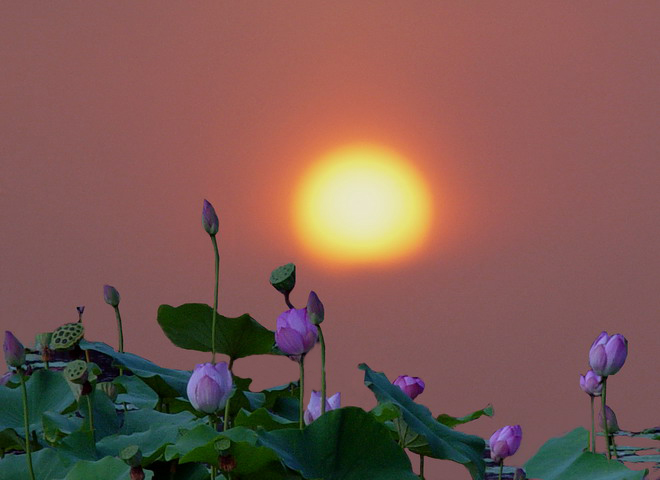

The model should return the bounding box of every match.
[602,377,611,459]
[211,235,220,364]
[19,372,35,480]
[209,416,217,479]
[498,460,503,480]
[611,434,618,459]
[299,356,305,430]
[223,359,234,431]
[419,454,425,479]
[590,395,596,453]
[114,306,124,376]
[284,291,294,309]
[86,393,95,443]
[318,326,326,416]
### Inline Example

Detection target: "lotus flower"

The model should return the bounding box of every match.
[275,308,318,360]
[3,331,25,368]
[202,199,219,236]
[186,362,233,414]
[304,390,340,424]
[393,375,425,400]
[599,405,620,432]
[589,331,628,377]
[103,285,121,307]
[579,370,603,397]
[489,425,522,462]
[306,291,325,325]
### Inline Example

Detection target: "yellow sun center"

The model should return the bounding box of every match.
[293,144,432,265]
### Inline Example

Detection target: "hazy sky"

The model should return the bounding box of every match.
[1,3,658,477]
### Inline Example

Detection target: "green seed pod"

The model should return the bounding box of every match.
[269,263,296,295]
[63,360,88,385]
[50,322,84,350]
[120,445,143,467]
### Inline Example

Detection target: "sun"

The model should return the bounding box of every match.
[293,143,433,266]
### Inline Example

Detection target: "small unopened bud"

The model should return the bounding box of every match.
[219,454,236,472]
[129,466,145,480]
[202,199,219,236]
[600,405,620,432]
[103,285,120,307]
[3,331,26,368]
[270,263,296,295]
[306,291,324,325]
[97,382,118,402]
[513,468,527,480]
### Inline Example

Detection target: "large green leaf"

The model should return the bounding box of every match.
[114,375,159,409]
[62,456,154,480]
[524,427,647,480]
[234,408,297,431]
[0,370,75,435]
[0,447,74,480]
[359,363,485,480]
[157,303,276,360]
[257,406,420,480]
[80,340,190,397]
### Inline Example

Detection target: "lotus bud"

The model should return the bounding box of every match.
[588,331,628,377]
[103,285,121,307]
[0,371,11,386]
[120,445,143,467]
[202,199,219,236]
[63,360,89,385]
[393,375,425,400]
[579,370,603,397]
[3,331,25,368]
[304,390,341,424]
[269,263,296,295]
[97,382,118,402]
[599,405,620,432]
[219,454,237,472]
[306,291,325,325]
[275,308,318,361]
[186,362,233,414]
[513,468,526,480]
[489,425,522,463]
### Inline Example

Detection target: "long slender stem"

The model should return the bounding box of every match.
[419,454,425,479]
[19,372,36,480]
[590,395,596,453]
[211,235,220,364]
[86,393,95,443]
[601,377,611,459]
[318,326,326,416]
[209,416,217,480]
[284,292,294,309]
[114,306,124,376]
[498,460,503,480]
[299,357,305,429]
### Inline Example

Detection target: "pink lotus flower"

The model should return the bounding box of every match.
[3,331,25,368]
[186,362,233,414]
[304,390,340,425]
[589,331,628,377]
[275,308,318,361]
[393,375,425,400]
[489,425,522,463]
[579,370,603,397]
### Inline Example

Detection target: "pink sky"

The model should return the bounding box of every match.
[1,3,659,477]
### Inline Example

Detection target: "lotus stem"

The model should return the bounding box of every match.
[498,460,503,480]
[86,393,95,442]
[419,454,425,479]
[601,377,611,459]
[284,291,294,309]
[318,325,327,416]
[299,356,305,430]
[211,235,220,364]
[19,371,36,480]
[114,306,124,376]
[590,395,596,453]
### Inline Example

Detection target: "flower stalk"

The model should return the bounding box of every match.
[299,357,305,430]
[19,371,36,480]
[601,377,611,459]
[590,395,596,453]
[211,235,220,365]
[318,326,327,416]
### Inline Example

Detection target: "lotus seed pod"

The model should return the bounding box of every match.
[97,382,118,402]
[120,445,143,467]
[64,360,89,385]
[214,438,231,451]
[269,263,296,295]
[50,322,84,350]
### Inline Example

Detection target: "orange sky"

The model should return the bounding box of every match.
[1,3,659,477]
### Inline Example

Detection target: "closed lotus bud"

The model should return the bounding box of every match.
[304,390,341,425]
[202,199,219,236]
[275,308,318,361]
[513,468,526,480]
[103,285,121,307]
[579,370,603,397]
[129,466,145,480]
[97,382,118,402]
[393,375,425,400]
[219,454,237,472]
[3,331,25,368]
[269,263,296,295]
[588,331,628,377]
[599,405,620,432]
[186,362,233,414]
[306,291,325,325]
[489,425,522,463]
